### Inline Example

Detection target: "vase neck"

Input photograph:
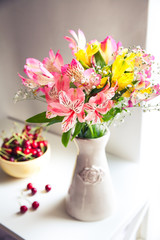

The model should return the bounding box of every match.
[74,133,110,156]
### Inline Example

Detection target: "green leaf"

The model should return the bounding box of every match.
[70,82,77,88]
[94,51,106,68]
[39,95,46,99]
[91,124,107,138]
[79,60,90,69]
[61,129,72,147]
[26,112,64,126]
[102,108,122,122]
[47,116,64,126]
[71,122,85,140]
[26,112,50,123]
[77,123,106,139]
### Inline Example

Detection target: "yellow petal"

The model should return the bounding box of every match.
[97,77,108,89]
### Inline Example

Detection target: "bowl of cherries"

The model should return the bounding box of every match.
[0,124,50,178]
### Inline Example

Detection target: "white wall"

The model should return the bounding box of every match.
[140,0,160,164]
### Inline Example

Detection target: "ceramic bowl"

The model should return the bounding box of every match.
[0,145,50,178]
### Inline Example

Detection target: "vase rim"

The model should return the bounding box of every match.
[75,130,110,142]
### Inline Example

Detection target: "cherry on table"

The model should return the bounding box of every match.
[31,187,37,195]
[32,201,39,210]
[45,184,51,192]
[20,205,28,214]
[27,183,33,190]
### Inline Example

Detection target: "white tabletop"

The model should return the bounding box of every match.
[0,118,150,240]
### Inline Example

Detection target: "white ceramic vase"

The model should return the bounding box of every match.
[65,131,116,221]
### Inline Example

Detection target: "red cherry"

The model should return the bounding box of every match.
[2,143,9,148]
[14,146,22,155]
[27,183,33,190]
[28,133,34,139]
[38,140,48,149]
[33,133,39,140]
[43,140,48,147]
[31,149,37,157]
[32,201,39,210]
[25,125,31,132]
[3,138,9,143]
[36,151,43,157]
[31,187,37,195]
[20,205,28,213]
[23,140,31,148]
[10,157,15,162]
[12,140,19,145]
[45,184,51,192]
[38,141,44,148]
[32,141,38,149]
[23,148,31,155]
[36,148,41,152]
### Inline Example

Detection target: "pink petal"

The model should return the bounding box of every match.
[54,51,64,70]
[59,91,72,108]
[49,102,71,116]
[69,30,78,42]
[39,65,54,78]
[62,112,77,132]
[18,73,38,88]
[78,29,86,49]
[49,49,55,61]
[26,58,42,67]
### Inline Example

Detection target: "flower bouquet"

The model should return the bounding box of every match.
[15,29,160,147]
[14,30,160,221]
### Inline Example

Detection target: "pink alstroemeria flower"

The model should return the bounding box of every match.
[44,73,70,104]
[134,51,155,81]
[19,58,55,89]
[64,29,86,55]
[62,59,101,94]
[100,36,122,64]
[127,84,160,107]
[43,49,64,73]
[47,88,85,132]
[84,93,113,124]
[101,80,118,99]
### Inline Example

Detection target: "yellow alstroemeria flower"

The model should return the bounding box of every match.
[75,41,100,67]
[111,51,135,94]
[97,77,108,89]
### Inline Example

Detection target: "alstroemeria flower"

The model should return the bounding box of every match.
[44,73,70,104]
[100,36,122,65]
[75,41,99,67]
[84,92,113,124]
[46,88,85,132]
[62,59,101,94]
[43,49,64,73]
[111,51,135,93]
[64,29,87,55]
[127,84,160,107]
[134,49,154,81]
[65,30,99,67]
[19,57,55,89]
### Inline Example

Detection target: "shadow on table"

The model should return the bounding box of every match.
[0,168,21,184]
[42,198,78,222]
